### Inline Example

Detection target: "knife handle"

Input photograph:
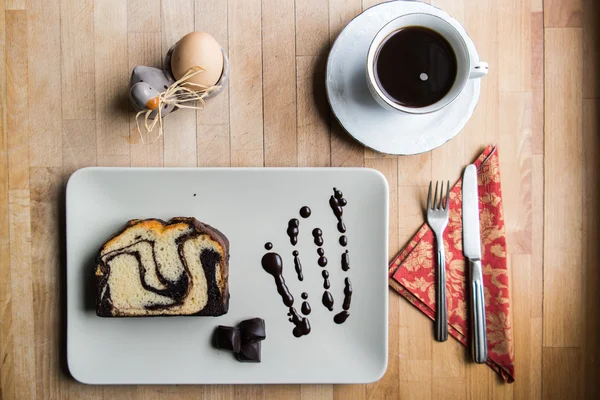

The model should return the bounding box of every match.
[470,259,488,363]
[435,247,448,342]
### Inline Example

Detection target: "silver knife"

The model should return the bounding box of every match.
[462,164,488,364]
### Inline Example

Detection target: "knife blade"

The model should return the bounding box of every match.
[462,164,488,364]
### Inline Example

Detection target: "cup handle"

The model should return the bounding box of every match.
[469,62,489,79]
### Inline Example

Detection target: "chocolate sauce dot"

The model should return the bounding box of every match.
[293,250,299,256]
[301,301,311,315]
[339,235,348,246]
[301,292,308,299]
[164,85,168,89]
[299,206,311,218]
[193,193,196,197]
[317,248,324,256]
[318,256,328,267]
[334,311,350,324]
[322,270,329,278]
[264,242,273,250]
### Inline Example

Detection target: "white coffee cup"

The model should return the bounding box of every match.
[366,13,488,114]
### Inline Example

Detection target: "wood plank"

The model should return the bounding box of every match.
[531,155,543,319]
[463,0,499,148]
[162,0,197,168]
[262,0,297,167]
[499,92,532,254]
[62,120,97,175]
[195,0,230,167]
[6,10,29,191]
[128,32,164,167]
[6,14,34,389]
[95,0,130,166]
[30,167,65,399]
[60,0,95,120]
[8,188,34,400]
[364,158,399,399]
[544,0,582,28]
[0,3,13,399]
[583,0,599,98]
[329,0,363,169]
[28,0,62,167]
[543,348,583,399]
[5,0,24,10]
[531,12,544,155]
[498,0,531,92]
[128,0,161,33]
[295,0,329,56]
[583,99,600,398]
[511,254,542,400]
[296,56,330,167]
[543,28,583,347]
[228,0,264,167]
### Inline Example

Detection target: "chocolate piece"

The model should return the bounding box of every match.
[214,326,241,353]
[239,318,266,342]
[237,341,261,363]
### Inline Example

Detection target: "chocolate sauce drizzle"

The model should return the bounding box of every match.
[329,188,347,233]
[261,252,294,307]
[339,235,348,246]
[317,248,328,267]
[322,291,334,311]
[287,219,300,246]
[341,250,350,271]
[312,228,324,246]
[288,307,311,337]
[301,300,312,315]
[333,278,353,324]
[322,270,330,289]
[264,242,273,250]
[299,206,311,218]
[292,250,304,281]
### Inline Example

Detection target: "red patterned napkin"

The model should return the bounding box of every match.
[388,145,514,383]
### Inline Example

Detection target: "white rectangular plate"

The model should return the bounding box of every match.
[67,168,388,384]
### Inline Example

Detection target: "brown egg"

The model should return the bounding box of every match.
[170,31,224,88]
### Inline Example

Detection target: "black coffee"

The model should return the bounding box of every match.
[374,26,457,108]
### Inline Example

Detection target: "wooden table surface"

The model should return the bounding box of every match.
[0,0,597,398]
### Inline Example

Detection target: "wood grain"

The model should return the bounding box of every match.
[543,27,583,348]
[0,0,596,398]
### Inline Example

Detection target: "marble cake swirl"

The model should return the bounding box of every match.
[95,217,229,317]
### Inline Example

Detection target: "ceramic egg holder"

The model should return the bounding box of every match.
[129,32,229,142]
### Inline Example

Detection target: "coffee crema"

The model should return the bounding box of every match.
[374,26,457,108]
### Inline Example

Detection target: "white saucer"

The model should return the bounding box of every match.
[326,1,482,155]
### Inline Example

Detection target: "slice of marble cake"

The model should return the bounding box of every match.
[95,217,229,317]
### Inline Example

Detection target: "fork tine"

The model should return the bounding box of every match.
[427,181,432,210]
[445,180,450,210]
[433,181,439,210]
[438,181,445,209]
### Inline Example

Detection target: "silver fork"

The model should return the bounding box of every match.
[427,181,450,342]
